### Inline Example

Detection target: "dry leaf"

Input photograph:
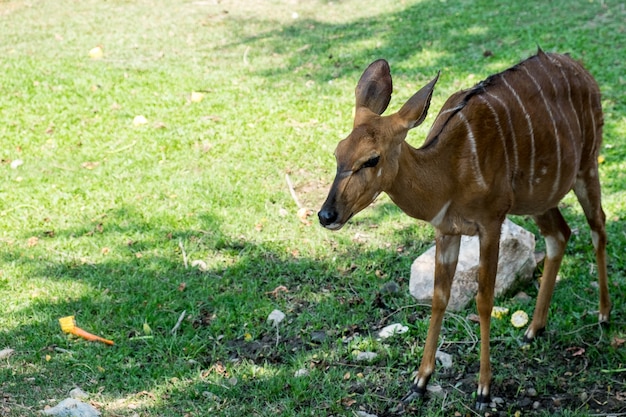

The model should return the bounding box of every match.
[191,91,205,102]
[81,161,100,170]
[265,285,289,298]
[566,346,586,357]
[89,46,104,59]
[611,336,625,349]
[133,115,148,126]
[467,313,480,323]
[27,236,39,247]
[339,397,356,407]
[0,348,15,359]
[177,282,187,292]
[297,207,313,224]
[191,260,207,271]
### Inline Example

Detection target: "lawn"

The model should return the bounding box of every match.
[0,0,624,416]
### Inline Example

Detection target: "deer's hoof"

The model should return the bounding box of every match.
[522,326,545,344]
[401,383,425,404]
[390,384,425,414]
[599,313,611,327]
[475,394,490,411]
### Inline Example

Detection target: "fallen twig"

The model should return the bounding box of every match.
[171,310,187,334]
[285,173,303,209]
[243,46,250,65]
[178,240,188,269]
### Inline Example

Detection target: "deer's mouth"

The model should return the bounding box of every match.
[319,211,354,231]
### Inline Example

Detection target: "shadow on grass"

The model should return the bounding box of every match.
[210,1,620,85]
[1,204,624,416]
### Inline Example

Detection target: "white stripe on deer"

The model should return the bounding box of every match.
[478,95,510,179]
[522,65,562,199]
[486,92,519,176]
[502,76,536,193]
[458,111,487,189]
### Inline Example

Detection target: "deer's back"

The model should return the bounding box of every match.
[425,50,603,215]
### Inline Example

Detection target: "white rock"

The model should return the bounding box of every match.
[410,219,536,311]
[356,411,379,417]
[294,368,309,377]
[435,350,453,369]
[426,384,445,398]
[41,398,100,417]
[377,323,409,339]
[354,351,378,361]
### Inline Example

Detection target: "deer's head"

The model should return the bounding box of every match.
[318,59,439,230]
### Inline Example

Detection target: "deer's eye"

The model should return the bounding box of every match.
[362,155,380,169]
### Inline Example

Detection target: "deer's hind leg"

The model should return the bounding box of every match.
[573,170,611,324]
[524,208,572,341]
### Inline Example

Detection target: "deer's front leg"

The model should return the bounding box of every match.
[401,233,460,405]
[474,223,502,410]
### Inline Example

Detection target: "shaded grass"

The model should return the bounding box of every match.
[0,0,625,416]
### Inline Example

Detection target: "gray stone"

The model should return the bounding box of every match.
[435,350,453,369]
[41,398,100,417]
[409,219,536,311]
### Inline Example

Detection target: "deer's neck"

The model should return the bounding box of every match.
[385,141,454,224]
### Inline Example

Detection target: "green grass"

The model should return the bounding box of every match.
[0,0,625,416]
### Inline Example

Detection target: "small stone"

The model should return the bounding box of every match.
[310,331,327,344]
[354,351,378,362]
[526,387,537,397]
[579,392,588,402]
[380,281,400,294]
[435,350,453,369]
[294,368,309,377]
[426,384,445,398]
[356,412,378,417]
[491,396,504,405]
[202,391,220,401]
[533,401,541,410]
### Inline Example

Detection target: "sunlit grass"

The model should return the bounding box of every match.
[0,0,624,416]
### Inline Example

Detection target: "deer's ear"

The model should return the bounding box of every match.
[355,59,393,115]
[397,72,440,129]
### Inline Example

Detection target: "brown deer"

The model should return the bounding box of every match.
[318,49,610,410]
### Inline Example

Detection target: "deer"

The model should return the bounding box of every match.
[317,49,610,411]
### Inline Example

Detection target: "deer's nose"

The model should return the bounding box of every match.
[318,208,338,227]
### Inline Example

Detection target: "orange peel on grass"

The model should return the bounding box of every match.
[59,316,114,346]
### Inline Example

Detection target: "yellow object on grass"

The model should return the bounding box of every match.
[59,316,114,346]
